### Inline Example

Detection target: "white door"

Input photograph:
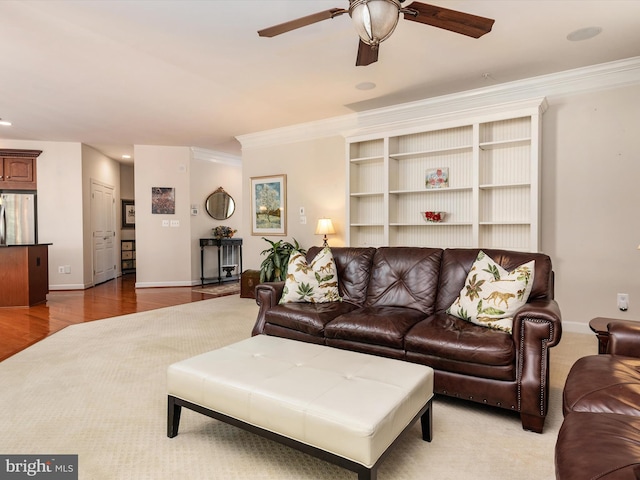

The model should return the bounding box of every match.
[91,180,116,285]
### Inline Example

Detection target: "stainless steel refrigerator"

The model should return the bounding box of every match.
[0,192,37,245]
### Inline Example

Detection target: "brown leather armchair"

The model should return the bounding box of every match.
[556,321,640,479]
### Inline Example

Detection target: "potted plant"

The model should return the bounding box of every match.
[259,237,305,283]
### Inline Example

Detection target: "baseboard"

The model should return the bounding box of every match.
[134,280,195,288]
[48,284,87,291]
[561,320,592,335]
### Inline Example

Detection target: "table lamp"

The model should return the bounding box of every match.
[315,218,335,247]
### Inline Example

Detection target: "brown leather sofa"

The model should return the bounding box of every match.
[252,246,562,433]
[556,322,640,479]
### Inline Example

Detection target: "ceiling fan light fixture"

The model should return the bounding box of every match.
[350,0,400,47]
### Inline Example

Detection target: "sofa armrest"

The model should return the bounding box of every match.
[607,321,640,357]
[511,299,562,427]
[251,282,285,336]
[513,299,563,348]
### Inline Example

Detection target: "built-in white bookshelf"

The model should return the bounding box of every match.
[346,98,546,252]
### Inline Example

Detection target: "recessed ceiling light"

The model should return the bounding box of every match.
[355,81,376,91]
[0,119,12,126]
[567,26,602,41]
[122,154,131,159]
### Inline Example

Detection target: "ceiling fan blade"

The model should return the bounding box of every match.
[402,2,494,38]
[258,8,347,37]
[356,40,379,66]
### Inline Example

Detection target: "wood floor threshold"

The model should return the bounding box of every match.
[0,275,214,362]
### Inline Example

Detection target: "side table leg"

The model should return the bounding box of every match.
[595,332,609,354]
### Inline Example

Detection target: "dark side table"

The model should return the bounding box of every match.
[589,317,639,354]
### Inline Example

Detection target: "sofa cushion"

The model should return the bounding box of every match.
[555,412,640,480]
[562,354,640,417]
[405,313,515,380]
[365,247,442,315]
[306,246,376,307]
[280,247,341,304]
[325,306,427,349]
[436,249,553,314]
[446,251,534,334]
[265,302,360,337]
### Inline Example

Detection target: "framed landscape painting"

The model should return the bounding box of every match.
[251,174,286,235]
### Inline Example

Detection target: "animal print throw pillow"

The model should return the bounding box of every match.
[280,247,341,304]
[447,251,535,334]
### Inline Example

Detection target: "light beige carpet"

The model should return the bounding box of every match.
[0,296,596,479]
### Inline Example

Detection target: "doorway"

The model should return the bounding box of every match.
[91,180,116,285]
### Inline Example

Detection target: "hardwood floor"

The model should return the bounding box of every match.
[0,274,211,361]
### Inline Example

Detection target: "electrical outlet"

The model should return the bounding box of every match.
[618,293,629,311]
[58,266,65,274]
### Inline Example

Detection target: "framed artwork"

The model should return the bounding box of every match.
[250,174,286,235]
[121,199,135,228]
[425,168,449,189]
[151,187,175,214]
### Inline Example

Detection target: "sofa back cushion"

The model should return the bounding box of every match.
[306,246,376,307]
[436,248,553,313]
[365,247,443,315]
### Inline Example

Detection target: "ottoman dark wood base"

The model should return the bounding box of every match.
[168,395,432,480]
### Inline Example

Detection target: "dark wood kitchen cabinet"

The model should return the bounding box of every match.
[0,149,42,190]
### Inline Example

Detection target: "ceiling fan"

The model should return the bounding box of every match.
[258,0,495,66]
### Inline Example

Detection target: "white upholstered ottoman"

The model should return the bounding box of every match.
[167,335,434,480]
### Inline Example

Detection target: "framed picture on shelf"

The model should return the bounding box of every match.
[121,199,135,228]
[250,174,287,235]
[425,168,449,189]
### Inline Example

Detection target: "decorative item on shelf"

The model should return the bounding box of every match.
[425,168,449,189]
[422,211,446,223]
[212,225,237,239]
[315,218,335,247]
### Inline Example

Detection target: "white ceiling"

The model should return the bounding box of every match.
[1,1,640,162]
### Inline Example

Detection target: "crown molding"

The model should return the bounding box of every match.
[190,147,241,167]
[237,56,640,150]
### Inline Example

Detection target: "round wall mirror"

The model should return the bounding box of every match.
[205,187,235,220]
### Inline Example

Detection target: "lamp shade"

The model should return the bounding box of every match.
[349,0,400,47]
[315,218,336,235]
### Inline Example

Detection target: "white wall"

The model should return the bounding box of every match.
[133,145,193,287]
[241,136,346,271]
[542,85,640,328]
[190,157,242,281]
[0,139,84,290]
[133,146,244,287]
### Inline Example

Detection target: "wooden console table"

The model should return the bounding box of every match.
[199,238,242,286]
